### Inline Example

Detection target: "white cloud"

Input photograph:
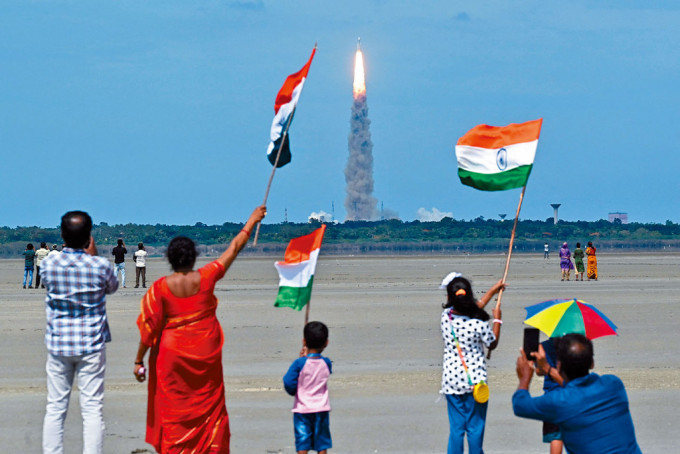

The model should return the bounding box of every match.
[417,207,453,222]
[308,210,334,223]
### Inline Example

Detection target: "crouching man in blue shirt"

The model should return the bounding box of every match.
[512,333,641,454]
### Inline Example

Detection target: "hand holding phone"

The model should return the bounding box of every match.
[523,328,540,360]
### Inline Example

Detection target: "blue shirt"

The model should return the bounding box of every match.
[541,339,560,393]
[513,373,641,454]
[40,248,118,357]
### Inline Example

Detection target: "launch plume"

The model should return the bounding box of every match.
[345,41,377,221]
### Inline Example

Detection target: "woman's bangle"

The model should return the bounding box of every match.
[240,229,251,237]
[134,361,144,365]
[493,319,503,324]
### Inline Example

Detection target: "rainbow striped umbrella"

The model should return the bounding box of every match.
[524,298,618,339]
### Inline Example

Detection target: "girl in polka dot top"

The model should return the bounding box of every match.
[440,273,504,454]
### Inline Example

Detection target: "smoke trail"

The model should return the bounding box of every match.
[345,93,377,220]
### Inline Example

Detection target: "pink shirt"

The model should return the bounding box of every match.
[283,354,332,413]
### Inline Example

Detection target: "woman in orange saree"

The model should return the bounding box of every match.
[133,206,266,453]
[585,241,598,281]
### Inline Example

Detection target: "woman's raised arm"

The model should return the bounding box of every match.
[217,205,267,271]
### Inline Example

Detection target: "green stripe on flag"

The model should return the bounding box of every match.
[458,165,533,191]
[274,276,315,311]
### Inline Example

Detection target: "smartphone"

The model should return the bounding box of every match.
[523,328,540,360]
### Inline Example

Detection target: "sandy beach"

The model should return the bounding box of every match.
[1,253,679,453]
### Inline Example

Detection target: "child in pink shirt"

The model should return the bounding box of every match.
[283,321,332,454]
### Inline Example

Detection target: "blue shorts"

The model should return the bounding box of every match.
[293,411,332,452]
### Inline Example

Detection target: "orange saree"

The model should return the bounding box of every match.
[586,246,598,280]
[137,261,230,453]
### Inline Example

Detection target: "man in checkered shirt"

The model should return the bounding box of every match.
[39,211,118,454]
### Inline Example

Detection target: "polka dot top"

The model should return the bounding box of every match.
[440,308,496,395]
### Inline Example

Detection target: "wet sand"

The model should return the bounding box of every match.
[1,253,679,453]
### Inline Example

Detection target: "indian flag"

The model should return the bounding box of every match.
[267,47,316,168]
[274,224,326,311]
[455,119,542,191]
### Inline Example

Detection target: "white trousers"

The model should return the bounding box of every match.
[43,348,106,454]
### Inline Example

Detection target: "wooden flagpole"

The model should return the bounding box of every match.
[304,299,311,326]
[495,184,527,310]
[486,184,526,360]
[252,108,295,246]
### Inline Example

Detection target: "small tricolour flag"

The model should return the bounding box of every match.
[455,119,542,191]
[274,224,326,311]
[266,47,316,168]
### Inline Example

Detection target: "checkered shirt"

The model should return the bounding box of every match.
[40,248,118,357]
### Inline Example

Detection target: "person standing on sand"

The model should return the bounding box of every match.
[559,243,573,281]
[544,243,550,259]
[133,205,266,453]
[133,242,148,288]
[35,242,50,289]
[572,243,585,281]
[284,321,333,454]
[22,243,36,288]
[40,211,118,454]
[112,238,127,288]
[439,272,504,454]
[586,242,598,280]
[513,334,641,453]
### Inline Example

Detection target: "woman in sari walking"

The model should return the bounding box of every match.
[559,242,573,281]
[585,241,598,280]
[133,205,266,453]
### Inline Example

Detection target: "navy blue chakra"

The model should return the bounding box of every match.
[496,147,508,170]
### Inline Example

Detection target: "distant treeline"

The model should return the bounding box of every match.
[2,217,680,257]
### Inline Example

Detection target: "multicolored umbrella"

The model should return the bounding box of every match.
[524,298,618,339]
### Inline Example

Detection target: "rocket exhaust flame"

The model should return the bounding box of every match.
[353,49,366,98]
[345,40,377,221]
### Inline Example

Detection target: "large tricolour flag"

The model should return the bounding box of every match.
[455,119,542,191]
[274,224,326,311]
[266,47,316,168]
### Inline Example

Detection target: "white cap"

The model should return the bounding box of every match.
[439,272,462,289]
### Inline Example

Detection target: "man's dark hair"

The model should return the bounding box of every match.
[167,236,197,271]
[117,239,124,246]
[557,333,593,380]
[41,242,47,248]
[27,243,34,250]
[61,211,93,249]
[138,242,144,249]
[304,321,328,350]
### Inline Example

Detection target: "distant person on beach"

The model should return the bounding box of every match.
[439,272,505,454]
[573,243,585,281]
[559,243,573,281]
[35,242,50,289]
[586,242,598,280]
[284,321,333,454]
[513,333,641,454]
[133,205,266,453]
[133,242,148,288]
[112,238,127,288]
[22,243,36,288]
[48,244,60,256]
[40,211,118,453]
[544,242,549,259]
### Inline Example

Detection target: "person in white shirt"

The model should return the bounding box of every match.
[134,243,148,288]
[35,242,51,288]
[48,244,60,257]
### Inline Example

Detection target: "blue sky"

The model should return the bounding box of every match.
[2,1,679,227]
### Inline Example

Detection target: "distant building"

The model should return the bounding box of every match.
[608,212,628,224]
